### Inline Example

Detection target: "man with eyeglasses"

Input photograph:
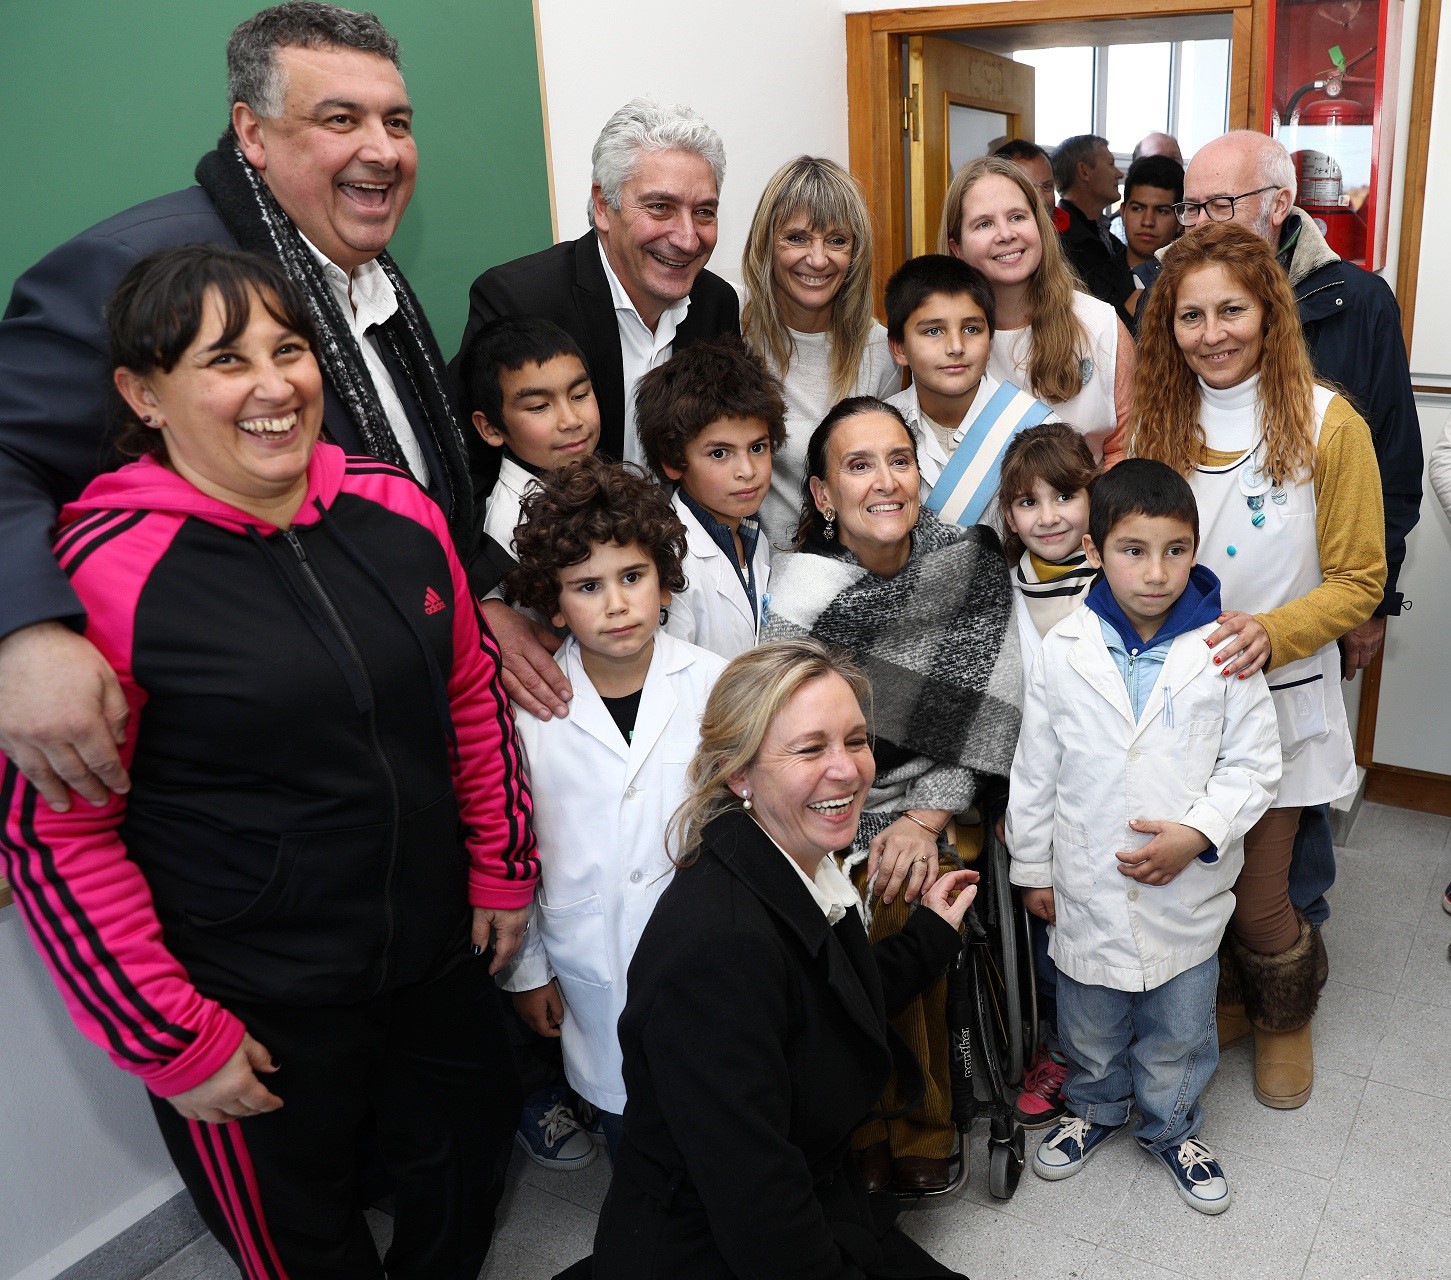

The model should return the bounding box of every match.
[1180,128,1422,986]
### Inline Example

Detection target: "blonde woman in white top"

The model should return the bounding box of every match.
[941,155,1132,467]
[743,156,900,541]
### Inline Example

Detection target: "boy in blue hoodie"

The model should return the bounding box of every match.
[1007,460,1281,1215]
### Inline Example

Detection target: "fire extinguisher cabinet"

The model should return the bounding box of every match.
[1263,0,1405,272]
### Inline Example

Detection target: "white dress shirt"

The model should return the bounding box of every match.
[598,239,690,467]
[300,235,431,485]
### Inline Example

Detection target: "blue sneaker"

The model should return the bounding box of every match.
[1151,1137,1231,1214]
[1032,1116,1122,1180]
[573,1094,606,1144]
[514,1088,597,1170]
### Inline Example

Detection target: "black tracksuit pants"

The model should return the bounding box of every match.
[149,953,521,1280]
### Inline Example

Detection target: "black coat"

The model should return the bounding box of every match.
[1057,199,1137,330]
[590,809,964,1280]
[453,229,740,466]
[1285,216,1422,615]
[0,186,472,640]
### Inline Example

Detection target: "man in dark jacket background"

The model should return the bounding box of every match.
[1053,134,1138,328]
[1180,129,1423,949]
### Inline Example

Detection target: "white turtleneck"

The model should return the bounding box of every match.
[1197,373,1261,455]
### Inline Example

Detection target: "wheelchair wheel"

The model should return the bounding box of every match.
[988,1130,1025,1200]
[976,824,1035,1086]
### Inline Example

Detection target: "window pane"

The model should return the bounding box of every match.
[1177,39,1231,157]
[949,105,1009,174]
[1104,42,1172,156]
[1014,47,1094,151]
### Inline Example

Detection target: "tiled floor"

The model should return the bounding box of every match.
[143,801,1451,1280]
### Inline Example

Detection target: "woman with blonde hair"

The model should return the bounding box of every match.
[940,155,1131,465]
[1131,220,1385,1111]
[588,640,977,1279]
[743,156,901,538]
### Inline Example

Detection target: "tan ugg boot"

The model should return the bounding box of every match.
[1229,912,1319,1110]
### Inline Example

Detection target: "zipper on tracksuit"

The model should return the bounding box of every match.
[283,528,401,995]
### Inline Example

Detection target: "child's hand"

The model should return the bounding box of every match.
[1206,611,1270,678]
[1022,886,1056,923]
[513,981,565,1038]
[1117,820,1210,885]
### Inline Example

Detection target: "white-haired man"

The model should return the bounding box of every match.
[456,97,740,470]
[1180,129,1422,968]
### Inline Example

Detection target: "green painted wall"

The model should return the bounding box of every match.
[2,0,555,353]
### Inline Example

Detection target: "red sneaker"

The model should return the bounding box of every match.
[1014,1045,1068,1128]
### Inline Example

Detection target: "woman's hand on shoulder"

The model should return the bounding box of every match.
[1205,611,1270,678]
[921,868,980,930]
[166,1033,281,1124]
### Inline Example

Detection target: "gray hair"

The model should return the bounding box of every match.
[227,1,401,118]
[588,97,726,227]
[1051,134,1109,194]
[1250,132,1299,197]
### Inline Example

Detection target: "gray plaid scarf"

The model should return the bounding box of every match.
[762,510,1022,850]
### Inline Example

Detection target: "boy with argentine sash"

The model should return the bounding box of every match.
[884,255,1053,529]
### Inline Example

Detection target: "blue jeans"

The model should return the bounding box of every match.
[1289,802,1334,927]
[1055,956,1219,1154]
[1032,917,1061,1055]
[599,1109,625,1163]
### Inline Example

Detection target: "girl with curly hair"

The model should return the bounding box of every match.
[1130,221,1385,1111]
[499,456,728,1157]
[940,155,1132,467]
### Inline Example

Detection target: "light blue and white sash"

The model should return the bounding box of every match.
[924,380,1053,527]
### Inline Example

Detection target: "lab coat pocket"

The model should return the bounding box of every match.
[538,894,613,989]
[1185,717,1221,780]
[1268,662,1328,758]
[1051,816,1096,899]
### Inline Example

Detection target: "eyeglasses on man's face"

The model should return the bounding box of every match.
[1172,186,1277,227]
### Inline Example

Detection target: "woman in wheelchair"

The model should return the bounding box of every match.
[762,396,1022,1194]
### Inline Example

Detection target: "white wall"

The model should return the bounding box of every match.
[535,0,855,285]
[0,911,179,1280]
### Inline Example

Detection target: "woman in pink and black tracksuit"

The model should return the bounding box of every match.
[0,246,539,1280]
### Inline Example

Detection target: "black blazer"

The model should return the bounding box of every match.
[1056,198,1138,331]
[453,229,741,464]
[590,809,963,1280]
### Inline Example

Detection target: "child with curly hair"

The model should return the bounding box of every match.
[500,456,728,1158]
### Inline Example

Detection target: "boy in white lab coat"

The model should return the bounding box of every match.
[501,456,727,1159]
[635,336,786,661]
[1008,460,1281,1215]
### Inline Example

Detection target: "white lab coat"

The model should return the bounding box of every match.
[501,631,727,1112]
[1007,606,1282,992]
[662,492,771,661]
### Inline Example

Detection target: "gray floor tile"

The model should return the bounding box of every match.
[139,1234,233,1280]
[1301,1182,1451,1280]
[1202,1051,1365,1177]
[1101,1147,1329,1280]
[1326,843,1441,921]
[1369,992,1451,1100]
[1313,978,1395,1077]
[478,1240,563,1280]
[516,1142,614,1212]
[903,1198,1102,1278]
[1084,1250,1190,1280]
[1322,902,1415,994]
[1337,1079,1451,1212]
[1350,801,1451,862]
[1398,891,1451,1011]
[490,1178,598,1270]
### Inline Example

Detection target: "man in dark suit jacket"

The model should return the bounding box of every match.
[0,5,472,815]
[455,98,739,469]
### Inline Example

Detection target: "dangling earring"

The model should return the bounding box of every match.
[740,788,752,811]
[823,507,836,541]
[659,606,669,626]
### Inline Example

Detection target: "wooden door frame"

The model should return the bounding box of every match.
[847,0,1257,318]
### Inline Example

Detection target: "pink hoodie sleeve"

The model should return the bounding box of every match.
[2,511,245,1097]
[342,467,540,910]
